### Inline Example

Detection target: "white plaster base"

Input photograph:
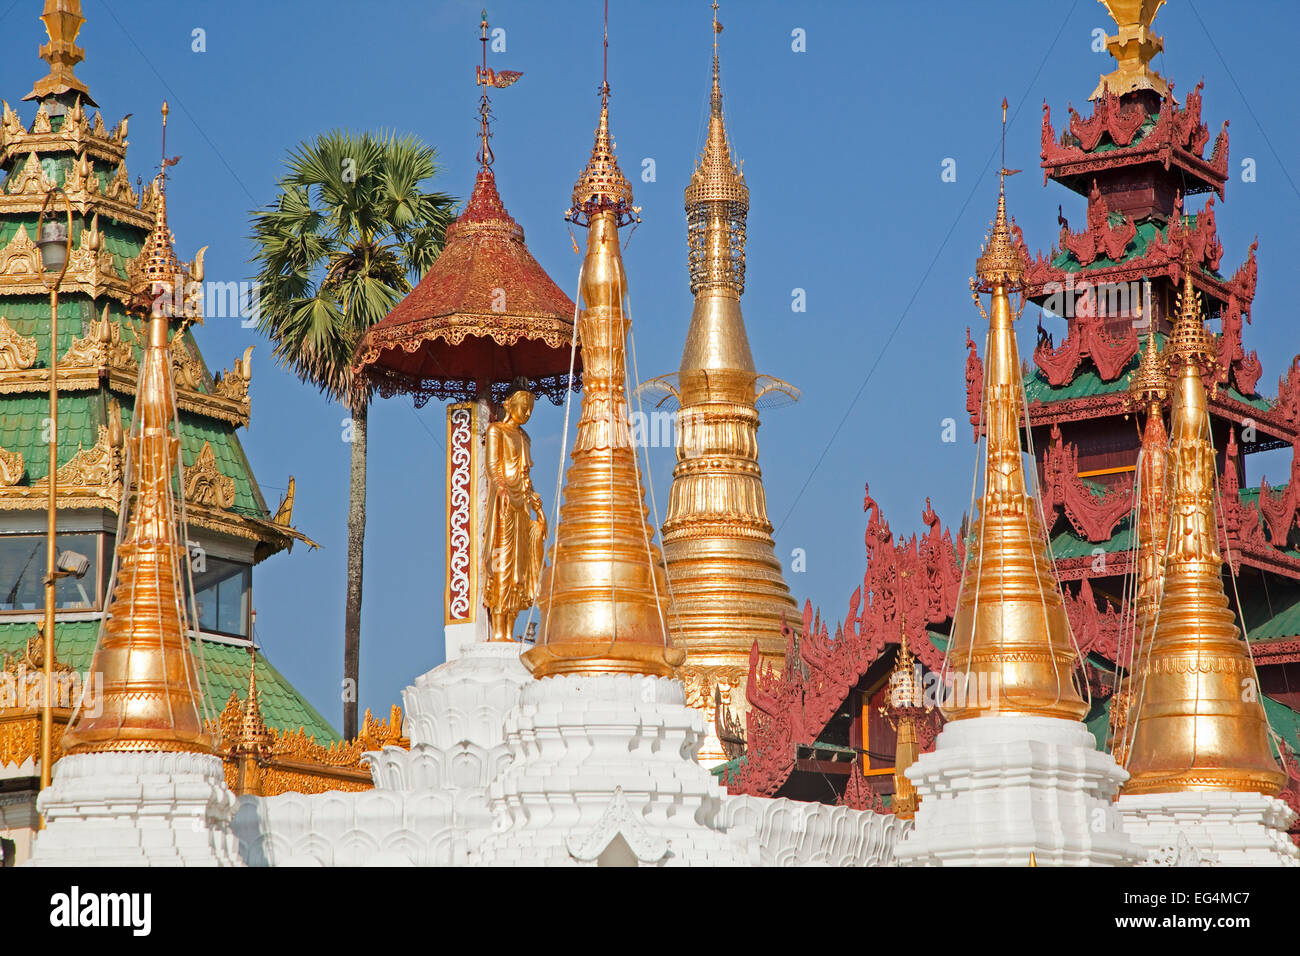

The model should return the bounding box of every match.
[474,674,751,866]
[1118,791,1300,867]
[721,794,910,866]
[28,752,242,867]
[896,715,1143,866]
[234,640,530,867]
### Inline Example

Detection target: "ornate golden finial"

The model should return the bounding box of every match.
[684,0,748,297]
[1092,0,1170,100]
[949,116,1087,722]
[474,11,523,170]
[1122,250,1285,795]
[880,625,927,819]
[566,5,637,229]
[60,183,212,755]
[24,0,96,106]
[524,25,681,679]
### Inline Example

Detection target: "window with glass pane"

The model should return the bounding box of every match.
[0,533,102,611]
[191,556,251,637]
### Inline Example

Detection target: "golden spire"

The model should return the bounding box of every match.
[945,126,1088,722]
[882,628,924,819]
[1091,0,1169,100]
[60,173,212,755]
[1122,258,1285,795]
[24,0,96,106]
[683,0,748,298]
[1130,319,1169,644]
[660,1,796,764]
[525,72,682,679]
[229,649,273,796]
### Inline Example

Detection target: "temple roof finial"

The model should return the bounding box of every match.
[1091,0,1169,100]
[24,0,96,106]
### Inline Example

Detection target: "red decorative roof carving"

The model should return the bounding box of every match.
[1042,423,1133,542]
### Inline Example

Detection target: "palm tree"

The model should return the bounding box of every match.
[250,131,456,739]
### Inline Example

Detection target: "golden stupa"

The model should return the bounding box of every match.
[943,163,1088,722]
[60,171,212,755]
[658,5,797,763]
[1121,260,1285,795]
[523,80,683,679]
[1091,0,1170,100]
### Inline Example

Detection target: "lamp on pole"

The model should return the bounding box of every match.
[36,184,73,807]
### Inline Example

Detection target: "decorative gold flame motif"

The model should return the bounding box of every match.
[24,0,95,106]
[1092,0,1169,100]
[524,86,682,679]
[61,177,212,755]
[661,5,796,763]
[1122,262,1284,795]
[944,171,1088,722]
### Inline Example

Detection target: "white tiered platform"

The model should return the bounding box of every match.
[29,752,242,867]
[896,715,1144,866]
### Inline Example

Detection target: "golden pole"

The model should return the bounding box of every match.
[38,185,73,812]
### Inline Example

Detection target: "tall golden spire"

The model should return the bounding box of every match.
[945,128,1088,722]
[61,162,211,755]
[1122,258,1285,794]
[1091,0,1169,100]
[24,0,96,106]
[524,64,681,679]
[660,1,796,764]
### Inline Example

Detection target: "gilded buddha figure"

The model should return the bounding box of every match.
[484,388,546,642]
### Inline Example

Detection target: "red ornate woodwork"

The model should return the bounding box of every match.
[1034,310,1139,386]
[1067,87,1146,152]
[1059,181,1137,266]
[1061,576,1123,662]
[1041,424,1133,541]
[1041,82,1228,197]
[727,493,961,800]
[838,758,888,814]
[1257,438,1300,548]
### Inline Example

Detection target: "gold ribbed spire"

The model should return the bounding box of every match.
[1091,0,1169,100]
[61,186,212,754]
[945,160,1088,722]
[1122,259,1285,795]
[661,2,796,764]
[525,81,682,679]
[24,0,95,106]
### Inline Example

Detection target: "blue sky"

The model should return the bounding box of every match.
[4,0,1297,730]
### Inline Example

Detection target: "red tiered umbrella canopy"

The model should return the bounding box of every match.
[353,167,579,405]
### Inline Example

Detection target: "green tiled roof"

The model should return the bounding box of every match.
[1238,575,1300,643]
[0,619,336,741]
[0,381,268,518]
[1263,695,1300,756]
[1050,516,1136,559]
[1025,329,1269,411]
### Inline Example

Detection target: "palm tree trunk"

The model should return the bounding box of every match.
[343,397,367,740]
